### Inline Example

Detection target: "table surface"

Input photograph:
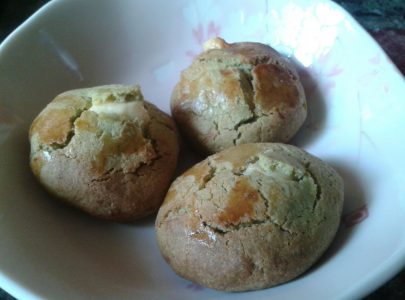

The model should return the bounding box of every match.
[0,0,404,299]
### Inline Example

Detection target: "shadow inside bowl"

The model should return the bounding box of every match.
[174,135,206,177]
[0,127,179,299]
[303,160,369,276]
[328,160,370,215]
[289,60,328,148]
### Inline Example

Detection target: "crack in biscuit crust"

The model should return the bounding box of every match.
[156,143,343,291]
[171,38,307,154]
[30,85,179,221]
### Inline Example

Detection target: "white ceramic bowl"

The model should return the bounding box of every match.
[1,0,404,299]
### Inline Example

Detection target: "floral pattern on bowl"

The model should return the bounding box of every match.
[0,0,404,300]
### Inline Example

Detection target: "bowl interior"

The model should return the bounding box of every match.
[0,0,404,299]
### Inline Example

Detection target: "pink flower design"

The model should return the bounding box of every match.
[358,69,379,84]
[186,21,221,59]
[326,64,344,77]
[207,21,221,37]
[342,205,369,228]
[368,54,381,65]
[192,23,204,45]
[187,283,205,292]
[302,52,342,98]
[359,53,383,85]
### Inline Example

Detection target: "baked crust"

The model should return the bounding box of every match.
[156,143,343,291]
[29,84,180,221]
[171,38,307,154]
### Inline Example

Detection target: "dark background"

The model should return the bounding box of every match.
[0,0,404,299]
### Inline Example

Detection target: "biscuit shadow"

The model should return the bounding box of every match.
[174,135,206,176]
[304,160,368,275]
[328,160,369,212]
[289,60,328,148]
[1,129,163,297]
[129,213,157,227]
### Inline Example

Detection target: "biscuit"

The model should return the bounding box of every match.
[171,37,307,154]
[156,143,343,291]
[29,84,179,221]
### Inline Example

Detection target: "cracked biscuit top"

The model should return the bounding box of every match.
[29,84,179,221]
[156,143,343,291]
[171,37,307,154]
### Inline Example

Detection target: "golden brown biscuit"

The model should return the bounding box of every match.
[29,84,179,221]
[171,37,307,154]
[156,143,343,291]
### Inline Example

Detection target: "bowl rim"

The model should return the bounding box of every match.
[0,0,404,299]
